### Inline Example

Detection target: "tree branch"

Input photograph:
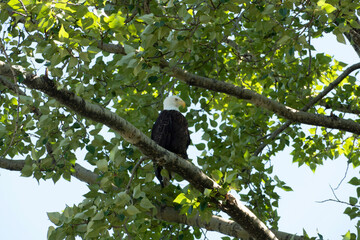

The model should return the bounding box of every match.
[0,158,25,171]
[160,60,360,135]
[253,62,360,155]
[0,157,97,185]
[156,206,304,240]
[0,157,302,240]
[0,60,278,240]
[94,41,360,135]
[126,156,148,193]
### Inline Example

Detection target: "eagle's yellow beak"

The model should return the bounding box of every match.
[180,99,186,108]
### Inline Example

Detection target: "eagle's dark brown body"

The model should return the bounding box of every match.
[151,110,190,187]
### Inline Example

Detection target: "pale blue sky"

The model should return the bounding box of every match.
[0,33,359,239]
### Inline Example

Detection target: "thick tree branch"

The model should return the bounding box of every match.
[97,41,126,55]
[0,157,97,185]
[95,42,360,135]
[0,158,25,171]
[253,62,360,155]
[156,206,303,240]
[160,61,360,135]
[0,61,278,240]
[0,75,26,95]
[0,157,302,240]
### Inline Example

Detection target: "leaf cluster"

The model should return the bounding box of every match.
[1,0,360,239]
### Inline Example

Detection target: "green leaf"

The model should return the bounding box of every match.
[225,172,237,184]
[124,44,136,54]
[173,193,188,204]
[86,145,95,154]
[335,31,346,44]
[76,224,87,233]
[10,97,18,106]
[126,205,140,215]
[21,163,33,177]
[109,144,119,162]
[244,150,250,161]
[140,197,155,209]
[211,169,223,183]
[263,4,275,15]
[309,128,316,135]
[278,35,290,45]
[115,192,131,206]
[107,14,125,30]
[47,226,55,239]
[317,0,336,13]
[281,186,293,192]
[349,197,358,206]
[35,58,45,63]
[342,231,351,240]
[138,13,154,24]
[79,52,90,62]
[279,8,288,17]
[92,211,104,220]
[196,143,206,150]
[47,212,61,225]
[349,177,360,186]
[203,188,211,197]
[133,184,143,199]
[96,159,108,172]
[59,24,69,40]
[74,211,87,220]
[31,147,39,161]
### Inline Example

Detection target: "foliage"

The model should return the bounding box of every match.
[1,0,360,239]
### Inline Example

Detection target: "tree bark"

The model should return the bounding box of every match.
[162,61,360,135]
[93,43,360,135]
[0,157,303,240]
[0,60,279,239]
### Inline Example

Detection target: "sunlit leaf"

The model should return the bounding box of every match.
[59,24,69,40]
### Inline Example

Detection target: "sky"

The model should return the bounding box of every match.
[0,34,359,240]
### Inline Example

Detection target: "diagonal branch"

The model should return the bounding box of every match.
[253,62,360,156]
[0,60,278,240]
[157,206,304,240]
[160,60,360,135]
[0,158,303,240]
[95,42,360,136]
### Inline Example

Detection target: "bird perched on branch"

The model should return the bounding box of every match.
[151,95,191,187]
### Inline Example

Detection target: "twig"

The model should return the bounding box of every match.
[307,27,312,76]
[330,184,340,202]
[125,156,148,193]
[317,184,360,207]
[123,217,133,240]
[124,7,138,24]
[316,198,360,207]
[334,136,356,190]
[334,162,350,191]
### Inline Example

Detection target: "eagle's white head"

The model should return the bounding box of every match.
[163,95,186,111]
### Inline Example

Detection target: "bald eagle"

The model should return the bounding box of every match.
[151,95,191,187]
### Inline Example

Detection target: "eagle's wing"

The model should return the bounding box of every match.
[151,111,172,149]
[151,111,172,187]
